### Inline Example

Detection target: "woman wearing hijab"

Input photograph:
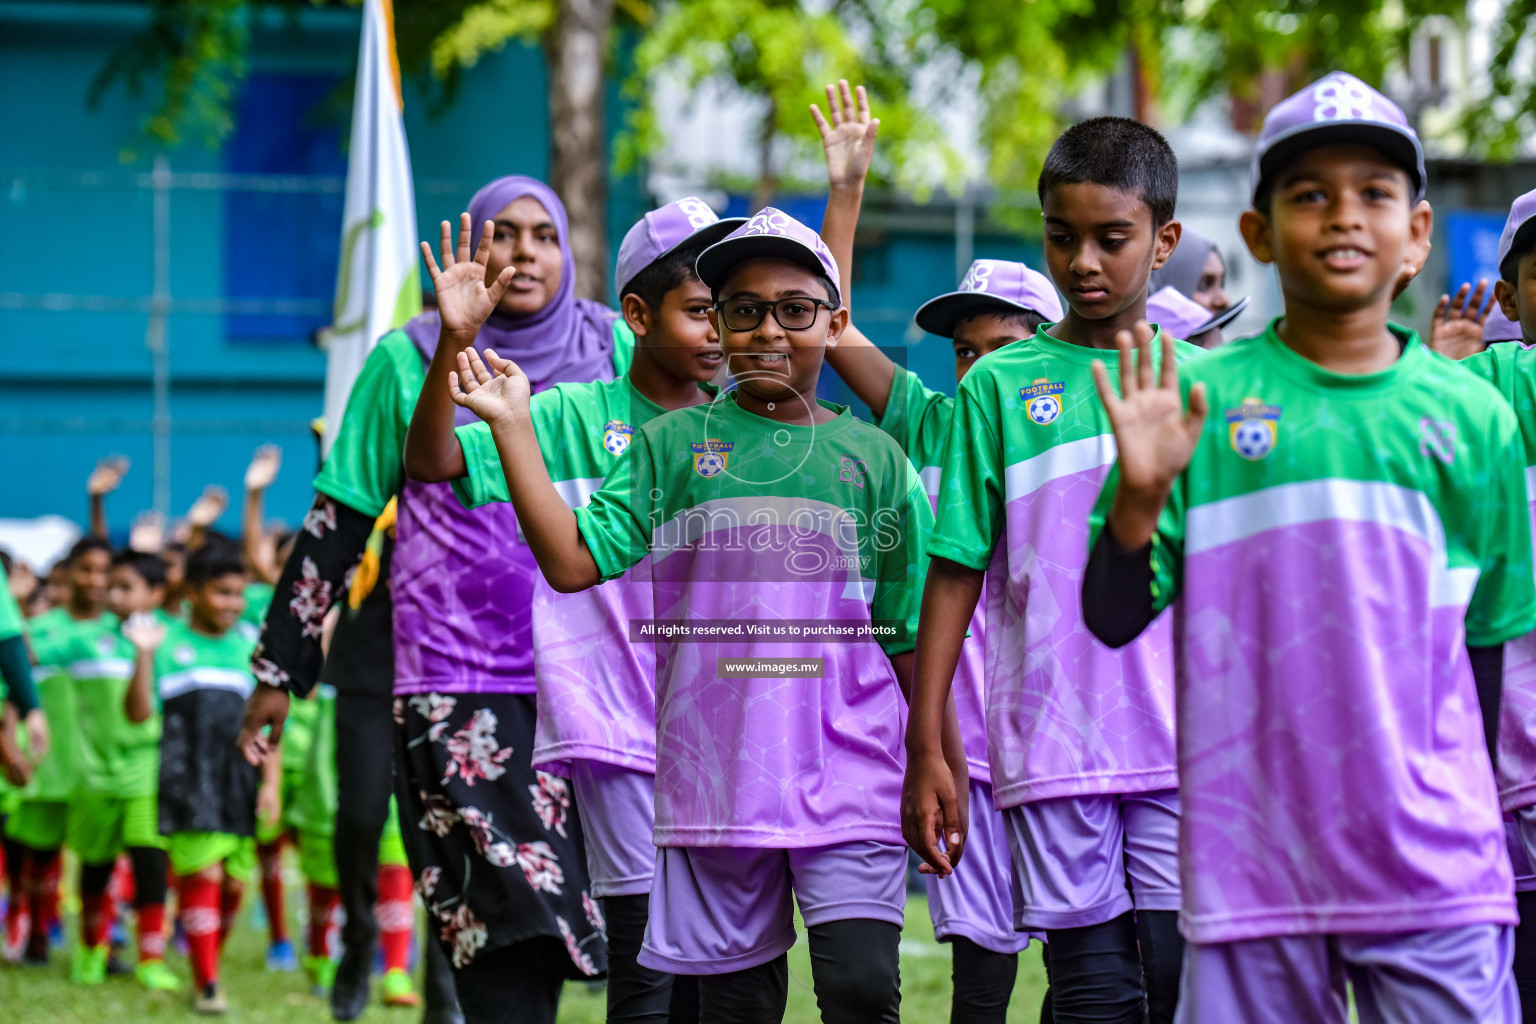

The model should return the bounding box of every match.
[1149,226,1230,313]
[240,176,622,1023]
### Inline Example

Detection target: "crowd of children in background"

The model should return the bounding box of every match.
[2,66,1535,1024]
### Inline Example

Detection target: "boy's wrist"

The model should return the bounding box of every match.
[1107,483,1170,551]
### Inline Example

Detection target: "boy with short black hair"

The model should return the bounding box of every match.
[404,194,742,1023]
[125,541,279,1014]
[446,208,946,1022]
[1083,72,1530,1022]
[811,81,1060,1022]
[37,548,179,989]
[904,115,1196,1024]
[3,535,109,965]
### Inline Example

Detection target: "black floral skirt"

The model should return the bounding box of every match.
[393,690,608,979]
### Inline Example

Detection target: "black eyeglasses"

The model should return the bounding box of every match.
[716,297,836,332]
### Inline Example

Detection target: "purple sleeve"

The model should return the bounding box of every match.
[250,494,376,698]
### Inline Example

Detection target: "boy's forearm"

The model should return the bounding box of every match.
[486,414,601,593]
[907,558,984,758]
[242,487,275,585]
[824,323,897,420]
[90,492,107,539]
[1106,479,1171,552]
[821,180,864,310]
[261,744,283,788]
[125,651,155,723]
[403,327,475,482]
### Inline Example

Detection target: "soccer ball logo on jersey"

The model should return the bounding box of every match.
[173,645,195,667]
[1021,378,1065,425]
[692,439,733,478]
[602,420,634,456]
[1226,398,1283,460]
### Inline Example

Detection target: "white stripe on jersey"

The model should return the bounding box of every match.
[1186,477,1479,610]
[67,657,133,681]
[158,666,255,701]
[1003,433,1117,504]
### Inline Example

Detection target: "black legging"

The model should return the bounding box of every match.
[1045,912,1145,1024]
[697,918,901,1024]
[452,936,568,1024]
[604,892,698,1023]
[950,937,1018,1024]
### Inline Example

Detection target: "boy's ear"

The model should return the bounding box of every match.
[1496,278,1520,323]
[1401,200,1434,294]
[620,293,652,338]
[825,307,850,351]
[1151,219,1182,271]
[1239,208,1275,266]
[706,307,721,336]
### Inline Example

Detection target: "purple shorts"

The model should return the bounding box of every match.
[1175,925,1518,1024]
[571,760,657,899]
[639,841,908,975]
[1513,806,1536,893]
[1002,788,1180,931]
[926,778,1036,954]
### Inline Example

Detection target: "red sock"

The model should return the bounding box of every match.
[218,884,243,950]
[306,884,340,959]
[40,856,61,933]
[256,840,286,943]
[136,903,167,962]
[112,855,135,904]
[178,876,221,987]
[80,891,113,949]
[376,866,414,972]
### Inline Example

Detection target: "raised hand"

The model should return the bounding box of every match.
[449,346,532,426]
[122,612,166,653]
[810,79,879,191]
[244,444,283,492]
[87,456,129,497]
[1430,280,1493,361]
[422,213,515,339]
[129,510,166,554]
[1092,323,1208,550]
[187,485,229,529]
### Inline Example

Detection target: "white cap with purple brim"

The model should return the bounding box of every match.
[913,260,1065,337]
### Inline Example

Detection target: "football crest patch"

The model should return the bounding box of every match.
[692,439,733,478]
[1020,378,1065,425]
[1226,398,1282,460]
[602,420,634,456]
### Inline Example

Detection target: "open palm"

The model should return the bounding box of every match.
[811,80,879,190]
[449,346,532,426]
[1429,280,1493,361]
[423,213,514,337]
[1092,323,1208,497]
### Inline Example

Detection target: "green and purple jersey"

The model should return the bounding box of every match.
[932,327,1199,810]
[1090,323,1536,943]
[573,391,930,848]
[455,377,715,776]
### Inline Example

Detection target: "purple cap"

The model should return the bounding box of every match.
[695,207,842,297]
[913,260,1064,337]
[1251,71,1425,205]
[1484,303,1524,343]
[615,196,745,298]
[1497,189,1536,281]
[1145,285,1251,342]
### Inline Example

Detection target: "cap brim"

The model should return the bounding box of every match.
[1192,295,1249,337]
[696,234,830,291]
[620,217,747,296]
[1255,121,1425,203]
[1503,218,1536,280]
[913,292,1048,338]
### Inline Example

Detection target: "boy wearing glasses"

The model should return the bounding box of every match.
[442,208,955,1022]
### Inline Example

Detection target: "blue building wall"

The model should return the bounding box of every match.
[0,1,1038,548]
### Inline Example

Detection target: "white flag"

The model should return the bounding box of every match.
[322,0,420,455]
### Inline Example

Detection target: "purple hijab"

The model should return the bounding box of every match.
[405,175,618,424]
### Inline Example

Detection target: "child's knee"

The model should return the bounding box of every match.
[806,919,901,1023]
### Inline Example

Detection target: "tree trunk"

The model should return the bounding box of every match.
[546,0,615,301]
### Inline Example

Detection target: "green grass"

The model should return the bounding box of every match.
[0,883,1048,1023]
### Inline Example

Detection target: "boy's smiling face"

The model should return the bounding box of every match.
[1240,144,1431,312]
[108,565,164,620]
[711,257,847,407]
[1042,182,1178,322]
[626,276,723,382]
[189,573,246,634]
